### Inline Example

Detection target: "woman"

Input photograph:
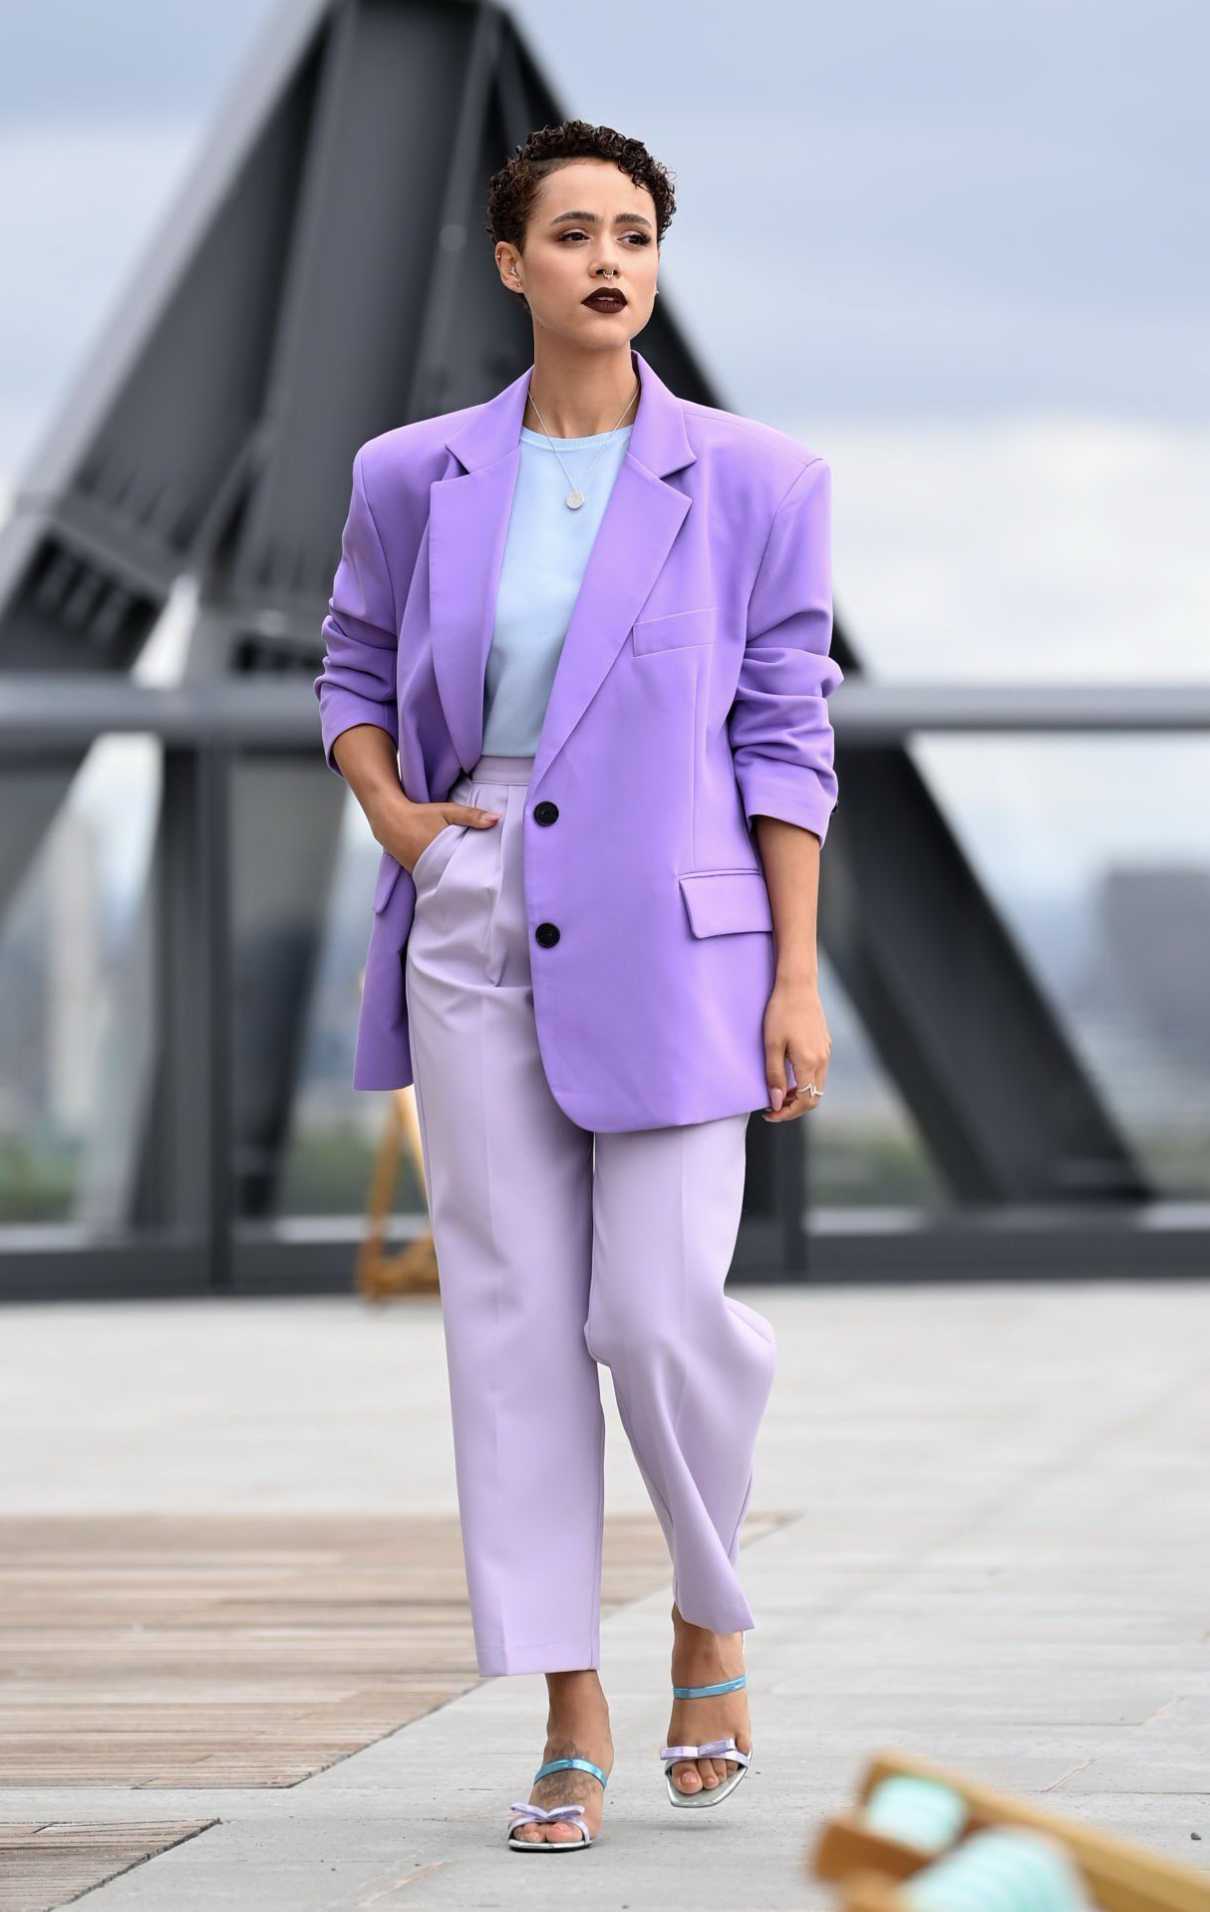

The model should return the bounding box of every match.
[314,120,841,1853]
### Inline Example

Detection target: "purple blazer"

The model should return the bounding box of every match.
[314,346,842,1132]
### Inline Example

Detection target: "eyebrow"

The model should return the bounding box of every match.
[547,209,654,231]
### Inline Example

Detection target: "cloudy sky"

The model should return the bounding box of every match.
[2,0,1208,901]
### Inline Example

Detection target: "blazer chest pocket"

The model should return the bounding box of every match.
[632,604,716,655]
[679,868,773,936]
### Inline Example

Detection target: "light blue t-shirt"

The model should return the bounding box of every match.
[481,422,633,755]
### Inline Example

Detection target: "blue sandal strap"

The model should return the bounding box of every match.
[533,1755,609,1788]
[672,1672,747,1699]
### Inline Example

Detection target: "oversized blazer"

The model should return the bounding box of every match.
[313,345,842,1132]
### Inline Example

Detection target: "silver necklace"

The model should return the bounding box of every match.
[525,304,639,508]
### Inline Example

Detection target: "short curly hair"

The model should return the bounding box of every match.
[485,120,677,278]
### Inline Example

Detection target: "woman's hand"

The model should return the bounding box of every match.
[369,791,502,874]
[762,974,831,1122]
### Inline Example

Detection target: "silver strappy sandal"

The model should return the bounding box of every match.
[506,1754,609,1851]
[659,1671,752,1809]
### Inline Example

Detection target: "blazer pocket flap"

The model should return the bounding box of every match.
[679,868,773,936]
[632,604,716,654]
[373,850,405,912]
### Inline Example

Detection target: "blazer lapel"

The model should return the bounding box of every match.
[426,347,698,787]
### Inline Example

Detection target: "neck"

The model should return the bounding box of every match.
[522,339,639,439]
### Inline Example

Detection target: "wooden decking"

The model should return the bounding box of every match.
[0,1820,219,1911]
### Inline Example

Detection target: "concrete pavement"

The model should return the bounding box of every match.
[1,1277,1207,1908]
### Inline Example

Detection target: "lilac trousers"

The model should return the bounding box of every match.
[403,753,777,1676]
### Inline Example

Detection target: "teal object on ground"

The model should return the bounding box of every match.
[863,1775,969,1851]
[903,1825,1091,1912]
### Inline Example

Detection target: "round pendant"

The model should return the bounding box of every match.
[565,487,585,509]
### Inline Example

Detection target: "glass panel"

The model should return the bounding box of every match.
[285,790,426,1220]
[912,734,1210,1195]
[807,953,944,1209]
[0,736,160,1224]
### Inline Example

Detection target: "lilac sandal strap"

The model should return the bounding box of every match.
[508,1800,590,1838]
[660,1736,751,1765]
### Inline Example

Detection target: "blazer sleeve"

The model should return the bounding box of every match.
[313,447,400,777]
[728,455,843,846]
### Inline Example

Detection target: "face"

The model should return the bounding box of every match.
[497,157,659,343]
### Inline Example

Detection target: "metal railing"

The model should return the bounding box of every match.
[2,673,1208,1300]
